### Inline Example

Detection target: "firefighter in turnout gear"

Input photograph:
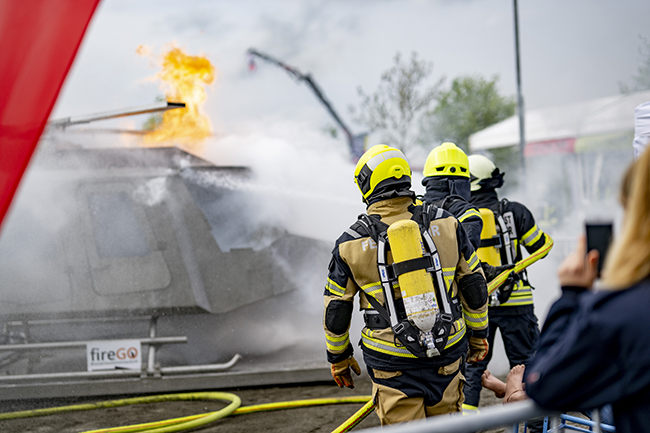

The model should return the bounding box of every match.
[422,142,516,286]
[462,154,554,413]
[324,144,489,425]
[422,142,483,250]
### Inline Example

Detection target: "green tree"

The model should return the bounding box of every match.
[142,95,166,131]
[425,75,516,152]
[620,35,650,94]
[349,51,443,153]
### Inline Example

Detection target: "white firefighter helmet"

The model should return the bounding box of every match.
[468,154,498,191]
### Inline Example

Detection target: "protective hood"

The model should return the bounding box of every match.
[469,188,500,208]
[366,177,415,205]
[422,176,471,203]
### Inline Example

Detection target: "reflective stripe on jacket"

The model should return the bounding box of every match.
[323,196,488,363]
[471,190,553,310]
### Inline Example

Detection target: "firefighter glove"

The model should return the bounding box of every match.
[467,337,489,363]
[480,262,515,282]
[498,271,521,304]
[331,356,361,388]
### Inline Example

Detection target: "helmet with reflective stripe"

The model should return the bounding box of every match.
[468,154,501,191]
[423,142,469,178]
[354,145,411,202]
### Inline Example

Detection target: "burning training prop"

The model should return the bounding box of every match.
[139,45,216,147]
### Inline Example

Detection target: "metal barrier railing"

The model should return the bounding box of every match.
[0,315,241,383]
[556,413,615,433]
[359,400,614,433]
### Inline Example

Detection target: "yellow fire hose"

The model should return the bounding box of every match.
[0,235,553,432]
[487,236,554,295]
[331,399,376,433]
[0,392,375,433]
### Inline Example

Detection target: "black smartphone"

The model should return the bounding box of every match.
[585,222,613,275]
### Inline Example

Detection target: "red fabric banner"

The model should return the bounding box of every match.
[0,0,100,231]
[524,138,576,157]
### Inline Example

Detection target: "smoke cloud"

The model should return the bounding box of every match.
[480,147,631,375]
[0,108,635,380]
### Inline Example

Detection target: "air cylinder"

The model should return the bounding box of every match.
[477,208,502,266]
[387,219,439,332]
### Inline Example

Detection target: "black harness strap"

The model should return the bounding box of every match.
[435,194,465,213]
[390,255,434,278]
[349,205,464,358]
[364,294,427,358]
[480,237,501,248]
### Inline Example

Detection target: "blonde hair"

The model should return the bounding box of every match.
[602,146,650,289]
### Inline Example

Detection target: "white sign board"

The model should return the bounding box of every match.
[86,340,142,371]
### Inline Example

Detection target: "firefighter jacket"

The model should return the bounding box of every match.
[422,176,483,250]
[323,196,488,370]
[470,189,553,315]
[526,280,650,433]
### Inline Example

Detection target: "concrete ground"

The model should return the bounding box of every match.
[0,373,511,433]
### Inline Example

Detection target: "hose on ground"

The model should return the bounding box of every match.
[0,392,375,433]
[331,399,376,433]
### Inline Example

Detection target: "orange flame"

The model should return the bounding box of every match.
[140,45,216,148]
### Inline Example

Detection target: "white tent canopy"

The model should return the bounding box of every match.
[634,101,650,158]
[469,90,650,152]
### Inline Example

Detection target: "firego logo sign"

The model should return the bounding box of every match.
[86,340,142,371]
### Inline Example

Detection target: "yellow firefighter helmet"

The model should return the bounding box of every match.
[354,145,411,202]
[423,142,470,178]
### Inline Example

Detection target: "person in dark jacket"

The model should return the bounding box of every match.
[462,154,554,413]
[324,144,489,425]
[421,142,483,250]
[526,147,650,433]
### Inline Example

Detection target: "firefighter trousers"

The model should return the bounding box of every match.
[367,357,466,425]
[463,312,540,408]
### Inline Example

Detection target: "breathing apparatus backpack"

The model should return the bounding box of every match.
[350,204,459,358]
[476,199,519,306]
[416,194,465,216]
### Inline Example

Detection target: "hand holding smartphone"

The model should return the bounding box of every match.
[585,222,613,276]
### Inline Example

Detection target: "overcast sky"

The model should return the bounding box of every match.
[52,0,650,141]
